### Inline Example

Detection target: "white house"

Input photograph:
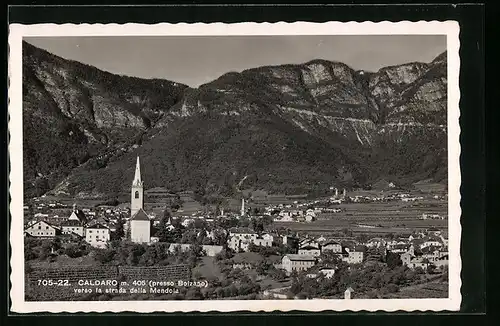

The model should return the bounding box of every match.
[342,247,364,264]
[281,254,316,274]
[261,233,274,243]
[24,220,59,238]
[85,223,110,248]
[321,240,342,253]
[61,219,85,237]
[319,268,336,279]
[254,237,273,247]
[229,228,258,241]
[298,245,321,257]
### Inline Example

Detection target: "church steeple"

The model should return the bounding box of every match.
[132,156,143,186]
[131,156,144,217]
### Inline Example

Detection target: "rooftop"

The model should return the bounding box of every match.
[284,254,317,261]
[87,223,109,230]
[130,208,150,221]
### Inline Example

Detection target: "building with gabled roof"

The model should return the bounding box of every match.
[321,240,342,253]
[61,219,85,237]
[68,203,88,225]
[282,254,317,274]
[85,223,110,248]
[24,220,60,238]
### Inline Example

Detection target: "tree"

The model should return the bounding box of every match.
[170,195,183,211]
[321,250,343,266]
[270,268,287,281]
[65,244,86,258]
[341,228,353,237]
[181,229,198,244]
[262,215,273,227]
[250,218,264,233]
[94,248,116,264]
[215,248,233,261]
[125,222,131,240]
[212,229,228,246]
[256,260,272,276]
[112,214,125,240]
[427,264,437,274]
[385,251,403,269]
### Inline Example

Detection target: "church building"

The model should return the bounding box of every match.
[129,156,151,244]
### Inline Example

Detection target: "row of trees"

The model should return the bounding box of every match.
[25,237,92,262]
[92,241,205,269]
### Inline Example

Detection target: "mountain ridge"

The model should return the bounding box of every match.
[22,41,447,200]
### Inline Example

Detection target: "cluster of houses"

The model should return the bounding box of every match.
[24,204,113,248]
[24,158,449,280]
[280,236,365,275]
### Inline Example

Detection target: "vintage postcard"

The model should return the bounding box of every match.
[9,21,461,313]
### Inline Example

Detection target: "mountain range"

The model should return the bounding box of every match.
[22,41,448,201]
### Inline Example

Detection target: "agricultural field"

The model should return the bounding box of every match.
[382,281,449,298]
[276,197,448,235]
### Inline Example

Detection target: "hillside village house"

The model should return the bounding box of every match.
[68,204,88,224]
[341,247,364,264]
[298,245,321,257]
[282,254,316,274]
[229,228,258,241]
[85,223,110,248]
[228,233,272,252]
[254,237,273,247]
[405,256,430,270]
[61,219,85,237]
[321,240,342,253]
[168,243,223,257]
[25,220,59,238]
[319,268,336,279]
[316,235,327,243]
[261,233,274,242]
[419,237,444,250]
[400,245,448,270]
[387,243,410,254]
[299,238,320,249]
[366,238,387,248]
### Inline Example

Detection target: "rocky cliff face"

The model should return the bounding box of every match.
[22,41,447,199]
[22,42,188,197]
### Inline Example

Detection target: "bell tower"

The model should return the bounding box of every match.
[131,156,144,217]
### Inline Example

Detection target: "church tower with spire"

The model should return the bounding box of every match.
[130,156,144,217]
[130,156,150,243]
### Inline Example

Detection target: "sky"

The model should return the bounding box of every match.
[24,35,446,88]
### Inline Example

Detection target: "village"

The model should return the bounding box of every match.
[23,157,449,299]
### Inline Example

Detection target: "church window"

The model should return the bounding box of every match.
[135,191,140,199]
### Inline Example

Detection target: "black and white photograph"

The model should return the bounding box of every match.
[9,21,461,312]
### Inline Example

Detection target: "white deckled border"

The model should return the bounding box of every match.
[8,21,461,313]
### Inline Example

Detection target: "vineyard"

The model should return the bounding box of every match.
[25,264,191,301]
